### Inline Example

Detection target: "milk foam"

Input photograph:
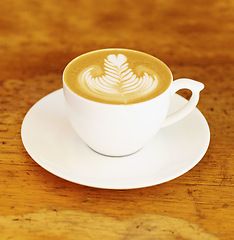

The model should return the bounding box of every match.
[79,54,158,104]
[64,49,172,104]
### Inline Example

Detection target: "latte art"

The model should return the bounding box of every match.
[81,54,158,104]
[64,49,172,104]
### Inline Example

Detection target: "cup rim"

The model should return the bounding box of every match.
[63,48,173,106]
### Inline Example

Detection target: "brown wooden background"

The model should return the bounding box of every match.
[0,0,233,239]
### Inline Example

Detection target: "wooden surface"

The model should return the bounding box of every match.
[0,0,233,239]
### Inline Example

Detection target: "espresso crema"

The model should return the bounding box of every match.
[63,49,172,104]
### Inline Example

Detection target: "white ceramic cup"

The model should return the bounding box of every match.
[63,50,204,157]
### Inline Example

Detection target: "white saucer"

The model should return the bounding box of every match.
[21,89,210,189]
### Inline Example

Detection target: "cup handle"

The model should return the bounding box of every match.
[161,78,204,128]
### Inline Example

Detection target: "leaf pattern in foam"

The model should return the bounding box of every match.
[82,54,158,102]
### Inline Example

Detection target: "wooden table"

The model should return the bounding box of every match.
[0,0,233,239]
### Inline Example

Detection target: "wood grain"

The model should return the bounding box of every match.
[0,0,233,239]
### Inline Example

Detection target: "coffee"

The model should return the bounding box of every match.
[64,49,172,104]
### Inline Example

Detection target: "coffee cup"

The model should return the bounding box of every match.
[63,48,204,156]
